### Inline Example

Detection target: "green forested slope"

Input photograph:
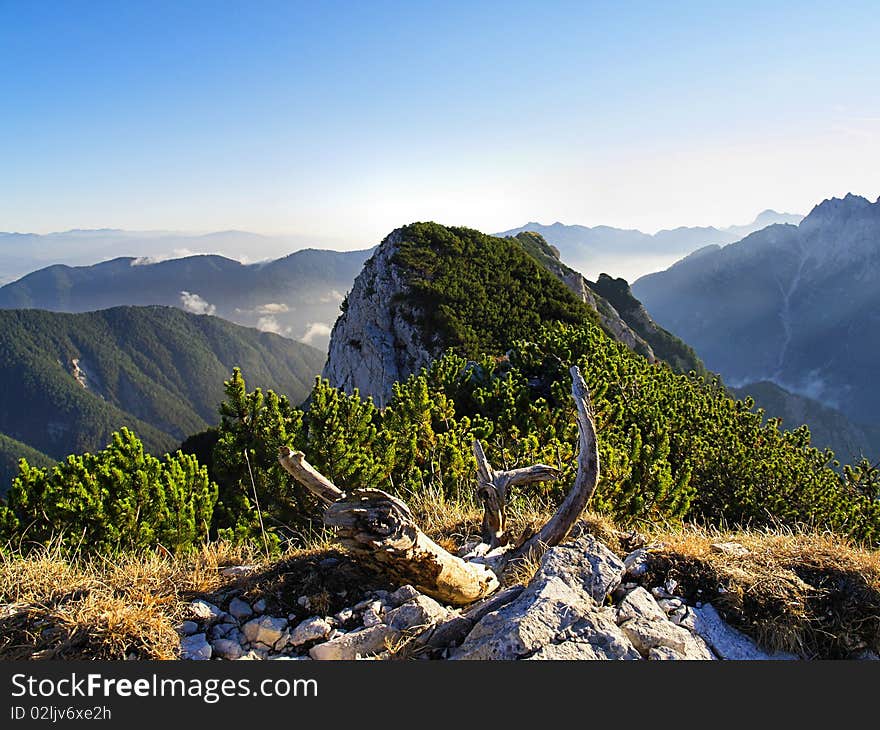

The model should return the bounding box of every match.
[0,307,325,461]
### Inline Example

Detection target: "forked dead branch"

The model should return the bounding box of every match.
[278,365,600,606]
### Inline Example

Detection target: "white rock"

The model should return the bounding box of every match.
[289,617,333,647]
[212,638,244,660]
[334,608,354,623]
[386,595,449,632]
[180,633,212,660]
[679,604,797,660]
[228,598,253,620]
[623,548,649,578]
[242,616,290,651]
[648,646,684,660]
[616,587,668,624]
[362,606,383,627]
[189,600,222,621]
[618,616,715,660]
[389,585,421,607]
[309,625,399,660]
[177,620,199,636]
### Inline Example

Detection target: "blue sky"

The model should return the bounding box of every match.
[1,0,878,246]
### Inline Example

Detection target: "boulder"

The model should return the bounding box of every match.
[616,587,668,623]
[618,615,715,660]
[539,528,625,603]
[242,616,290,651]
[388,585,421,607]
[679,604,797,660]
[289,617,333,647]
[524,612,642,660]
[212,638,244,660]
[623,548,650,578]
[180,633,212,660]
[309,625,399,660]
[386,595,449,632]
[228,598,253,620]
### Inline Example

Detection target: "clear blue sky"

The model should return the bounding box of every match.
[1,0,878,245]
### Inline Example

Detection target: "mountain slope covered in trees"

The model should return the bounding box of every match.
[0,307,324,488]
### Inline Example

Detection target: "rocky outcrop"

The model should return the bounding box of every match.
[322,230,435,406]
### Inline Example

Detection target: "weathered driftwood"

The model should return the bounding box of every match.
[472,439,559,547]
[277,365,599,606]
[278,452,499,605]
[278,448,345,505]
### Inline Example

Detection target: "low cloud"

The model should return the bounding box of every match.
[257,315,291,336]
[301,322,332,345]
[180,291,216,315]
[318,289,345,304]
[256,302,289,314]
[132,248,195,266]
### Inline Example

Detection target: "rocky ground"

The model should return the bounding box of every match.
[177,523,796,661]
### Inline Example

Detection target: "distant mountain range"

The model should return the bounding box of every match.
[632,193,880,461]
[0,228,354,285]
[496,210,803,282]
[0,248,372,351]
[0,306,325,492]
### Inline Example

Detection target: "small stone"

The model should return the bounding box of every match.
[318,557,340,568]
[657,598,684,614]
[212,638,244,660]
[651,586,670,600]
[252,599,267,614]
[289,617,333,647]
[309,625,398,660]
[362,607,383,627]
[220,565,258,578]
[189,600,222,621]
[389,585,421,607]
[242,616,289,650]
[665,578,679,595]
[228,597,253,620]
[386,594,448,632]
[623,548,649,578]
[297,596,311,611]
[334,608,354,623]
[180,633,212,660]
[372,590,391,602]
[177,620,199,636]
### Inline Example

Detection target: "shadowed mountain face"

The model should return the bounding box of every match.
[0,248,372,351]
[633,194,880,429]
[495,210,803,282]
[731,381,880,466]
[0,306,325,489]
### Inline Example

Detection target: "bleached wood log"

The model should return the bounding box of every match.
[278,450,499,605]
[278,447,345,504]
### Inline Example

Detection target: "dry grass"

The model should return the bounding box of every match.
[4,502,880,661]
[0,540,268,660]
[642,523,880,659]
